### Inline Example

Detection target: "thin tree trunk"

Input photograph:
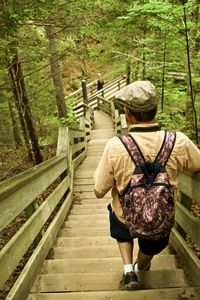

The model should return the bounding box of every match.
[142,24,147,80]
[126,57,131,85]
[192,0,200,56]
[45,25,67,118]
[12,53,43,163]
[8,64,34,160]
[8,98,23,149]
[161,32,167,111]
[183,3,199,145]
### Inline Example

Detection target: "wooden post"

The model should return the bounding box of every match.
[82,80,87,116]
[126,58,131,85]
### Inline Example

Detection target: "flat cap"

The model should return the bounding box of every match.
[114,81,158,112]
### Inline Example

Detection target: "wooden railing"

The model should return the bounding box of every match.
[0,109,94,300]
[171,172,200,286]
[67,75,126,120]
[1,76,199,299]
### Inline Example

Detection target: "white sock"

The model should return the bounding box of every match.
[133,262,139,272]
[124,264,133,275]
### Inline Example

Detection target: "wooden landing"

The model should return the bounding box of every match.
[27,111,199,300]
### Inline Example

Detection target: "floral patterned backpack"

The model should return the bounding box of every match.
[119,131,176,240]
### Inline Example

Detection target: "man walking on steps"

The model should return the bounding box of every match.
[93,80,200,290]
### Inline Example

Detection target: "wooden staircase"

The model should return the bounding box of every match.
[27,111,199,300]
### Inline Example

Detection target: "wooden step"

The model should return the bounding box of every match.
[50,246,169,259]
[54,236,114,247]
[66,214,109,221]
[30,270,187,292]
[69,208,107,215]
[73,185,97,192]
[53,237,143,253]
[27,287,200,300]
[74,178,95,185]
[63,219,108,228]
[71,204,107,210]
[41,256,178,274]
[59,227,109,237]
[73,191,111,198]
[71,198,109,205]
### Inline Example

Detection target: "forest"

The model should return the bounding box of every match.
[0,0,199,180]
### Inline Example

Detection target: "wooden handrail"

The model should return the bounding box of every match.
[0,108,94,297]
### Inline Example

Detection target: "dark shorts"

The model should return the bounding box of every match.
[108,204,170,256]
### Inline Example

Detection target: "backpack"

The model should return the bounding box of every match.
[118,131,176,240]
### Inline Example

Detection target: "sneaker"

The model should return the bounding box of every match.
[133,262,151,272]
[119,271,139,291]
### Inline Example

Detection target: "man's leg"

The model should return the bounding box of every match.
[117,241,133,265]
[117,240,138,290]
[137,249,153,270]
[136,234,170,271]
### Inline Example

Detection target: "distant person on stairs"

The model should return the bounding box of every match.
[96,73,104,97]
[93,80,200,291]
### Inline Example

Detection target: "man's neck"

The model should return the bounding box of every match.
[131,119,157,125]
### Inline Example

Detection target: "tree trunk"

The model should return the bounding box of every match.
[8,64,34,160]
[142,24,147,80]
[8,98,23,149]
[161,32,167,111]
[183,3,199,146]
[192,0,200,56]
[126,57,131,85]
[45,25,67,118]
[12,53,43,164]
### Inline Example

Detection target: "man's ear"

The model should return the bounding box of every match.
[123,107,132,122]
[124,107,136,124]
[123,107,129,114]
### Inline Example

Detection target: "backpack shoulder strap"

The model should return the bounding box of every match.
[118,134,146,166]
[155,131,176,166]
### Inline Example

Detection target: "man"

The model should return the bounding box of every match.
[94,80,200,290]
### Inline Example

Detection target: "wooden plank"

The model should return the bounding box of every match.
[175,202,200,248]
[31,269,187,292]
[74,185,95,192]
[0,155,67,231]
[179,172,200,204]
[71,141,86,154]
[56,127,69,155]
[72,150,86,170]
[51,246,122,259]
[0,176,70,290]
[170,228,200,286]
[59,228,108,237]
[74,178,94,185]
[71,203,106,209]
[63,219,108,227]
[0,155,66,201]
[55,236,113,247]
[6,191,73,300]
[41,256,178,274]
[69,191,111,199]
[27,288,200,300]
[69,129,85,140]
[51,245,169,259]
[69,208,106,215]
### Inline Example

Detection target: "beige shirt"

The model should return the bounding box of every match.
[94,124,200,223]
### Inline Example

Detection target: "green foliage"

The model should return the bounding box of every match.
[0,0,199,156]
[156,110,187,132]
[65,98,78,127]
